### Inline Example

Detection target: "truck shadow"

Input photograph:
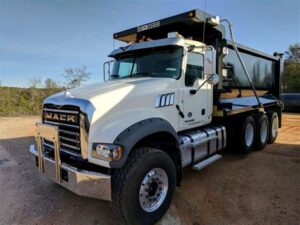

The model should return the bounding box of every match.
[0,136,299,225]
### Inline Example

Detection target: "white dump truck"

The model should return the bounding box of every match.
[30,9,284,225]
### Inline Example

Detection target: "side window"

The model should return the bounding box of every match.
[185,52,204,86]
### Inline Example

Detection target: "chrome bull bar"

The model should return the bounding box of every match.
[35,122,61,182]
[31,122,112,201]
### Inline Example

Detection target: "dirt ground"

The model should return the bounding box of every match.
[0,114,299,225]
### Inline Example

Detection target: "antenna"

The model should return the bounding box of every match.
[202,0,207,44]
[113,7,116,50]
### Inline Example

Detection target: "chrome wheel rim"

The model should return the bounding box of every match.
[272,116,279,138]
[139,168,168,212]
[245,123,254,147]
[260,120,268,143]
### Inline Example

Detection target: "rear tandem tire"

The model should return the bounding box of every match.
[239,115,256,153]
[254,113,270,150]
[111,147,176,225]
[267,111,279,144]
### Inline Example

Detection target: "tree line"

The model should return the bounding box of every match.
[284,43,300,93]
[0,66,91,116]
[27,66,91,89]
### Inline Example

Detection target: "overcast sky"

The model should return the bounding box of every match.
[0,0,299,87]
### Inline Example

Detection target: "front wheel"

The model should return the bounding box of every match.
[111,147,176,225]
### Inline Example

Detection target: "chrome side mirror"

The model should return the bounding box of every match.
[190,73,220,95]
[204,46,216,76]
[207,74,219,86]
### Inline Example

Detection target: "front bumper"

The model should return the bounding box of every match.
[30,122,111,201]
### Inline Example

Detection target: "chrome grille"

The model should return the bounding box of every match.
[42,104,81,156]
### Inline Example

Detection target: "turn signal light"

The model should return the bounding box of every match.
[92,143,123,161]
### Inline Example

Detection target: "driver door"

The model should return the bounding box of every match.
[180,51,211,130]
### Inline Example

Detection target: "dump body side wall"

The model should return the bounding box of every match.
[220,41,283,100]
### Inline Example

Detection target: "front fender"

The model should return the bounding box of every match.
[112,117,179,168]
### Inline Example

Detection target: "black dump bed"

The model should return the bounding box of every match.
[218,41,284,116]
[114,9,284,116]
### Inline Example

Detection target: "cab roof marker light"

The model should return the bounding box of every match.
[206,16,220,26]
[167,32,183,38]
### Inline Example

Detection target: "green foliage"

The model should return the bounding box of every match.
[284,43,300,93]
[284,62,300,93]
[28,77,41,88]
[0,87,63,116]
[45,78,59,89]
[62,66,90,88]
[0,66,90,116]
[285,43,300,63]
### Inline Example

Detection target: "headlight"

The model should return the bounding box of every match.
[91,143,123,161]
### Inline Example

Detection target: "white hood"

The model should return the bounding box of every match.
[68,77,174,102]
[45,77,179,125]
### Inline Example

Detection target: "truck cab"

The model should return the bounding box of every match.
[106,36,214,131]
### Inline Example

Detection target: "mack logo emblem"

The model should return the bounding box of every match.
[44,112,78,123]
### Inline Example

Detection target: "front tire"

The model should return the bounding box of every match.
[111,147,176,225]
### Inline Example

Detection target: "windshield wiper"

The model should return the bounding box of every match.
[109,74,120,79]
[111,72,154,80]
[119,72,154,79]
[131,72,154,77]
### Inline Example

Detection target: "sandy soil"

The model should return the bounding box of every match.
[0,114,299,225]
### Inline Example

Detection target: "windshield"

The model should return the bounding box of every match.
[111,46,183,79]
